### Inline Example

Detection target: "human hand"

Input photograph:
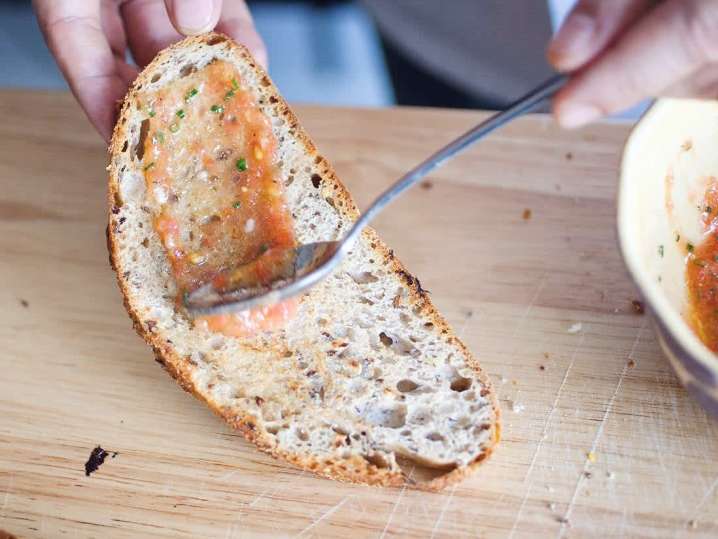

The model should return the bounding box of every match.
[548,0,718,128]
[33,0,267,141]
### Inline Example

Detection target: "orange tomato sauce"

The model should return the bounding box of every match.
[686,180,718,351]
[141,60,296,336]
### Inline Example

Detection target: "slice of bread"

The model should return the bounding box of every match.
[107,33,499,490]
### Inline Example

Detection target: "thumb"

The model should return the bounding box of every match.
[163,0,222,35]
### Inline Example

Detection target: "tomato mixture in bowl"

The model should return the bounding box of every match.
[686,180,718,351]
[140,60,296,336]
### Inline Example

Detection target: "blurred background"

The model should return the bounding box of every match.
[0,0,574,104]
[0,0,645,116]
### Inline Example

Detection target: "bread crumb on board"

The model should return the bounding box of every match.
[568,322,583,334]
[586,450,597,463]
[508,400,525,413]
[84,446,118,476]
[522,208,532,220]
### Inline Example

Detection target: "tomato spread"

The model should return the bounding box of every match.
[686,180,718,351]
[140,60,296,336]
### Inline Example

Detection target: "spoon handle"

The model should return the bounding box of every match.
[339,74,568,254]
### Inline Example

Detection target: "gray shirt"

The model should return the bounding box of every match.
[362,1,555,103]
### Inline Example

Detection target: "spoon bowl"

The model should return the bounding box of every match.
[185,241,340,315]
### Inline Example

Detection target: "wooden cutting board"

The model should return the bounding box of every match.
[2,91,717,539]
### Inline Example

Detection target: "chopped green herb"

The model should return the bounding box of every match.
[714,255,718,262]
[155,131,165,144]
[658,245,664,258]
[185,88,199,102]
[169,122,180,133]
[236,158,248,172]
[231,78,239,90]
[687,242,695,253]
[707,206,713,214]
[176,109,186,119]
[232,201,242,208]
[258,243,270,254]
[224,89,235,101]
[143,162,155,171]
[148,108,156,118]
[182,291,190,305]
[210,104,224,114]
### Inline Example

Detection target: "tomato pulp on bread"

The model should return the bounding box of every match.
[140,60,297,336]
[686,180,718,351]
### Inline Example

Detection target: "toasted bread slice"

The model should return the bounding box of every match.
[107,33,499,490]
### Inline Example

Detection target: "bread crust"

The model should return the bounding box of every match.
[107,33,500,491]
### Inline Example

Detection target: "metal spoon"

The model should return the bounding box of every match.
[186,74,567,316]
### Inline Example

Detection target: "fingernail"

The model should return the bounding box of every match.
[172,0,215,34]
[548,12,596,69]
[558,103,601,129]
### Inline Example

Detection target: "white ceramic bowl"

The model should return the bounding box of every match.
[619,98,718,415]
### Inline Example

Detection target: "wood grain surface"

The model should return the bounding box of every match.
[1,91,717,538]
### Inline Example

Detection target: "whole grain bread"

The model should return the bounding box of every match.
[107,33,500,490]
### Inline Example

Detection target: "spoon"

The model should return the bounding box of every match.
[186,74,567,316]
